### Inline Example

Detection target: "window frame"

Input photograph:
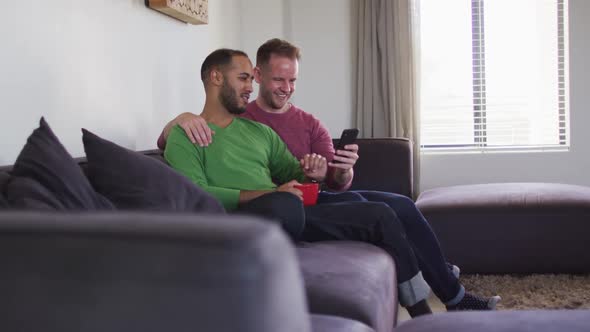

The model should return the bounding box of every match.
[420,0,569,152]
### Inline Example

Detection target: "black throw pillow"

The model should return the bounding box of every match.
[82,129,225,213]
[5,176,64,210]
[0,172,10,208]
[9,118,115,210]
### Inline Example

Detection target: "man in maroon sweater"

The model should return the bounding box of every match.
[157,39,501,315]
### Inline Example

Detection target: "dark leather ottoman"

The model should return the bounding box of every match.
[297,241,397,332]
[394,309,590,332]
[416,183,590,273]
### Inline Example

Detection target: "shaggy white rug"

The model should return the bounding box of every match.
[461,274,590,310]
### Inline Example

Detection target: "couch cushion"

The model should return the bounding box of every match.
[338,138,413,198]
[82,129,224,213]
[7,118,114,210]
[311,314,375,332]
[297,241,397,332]
[394,309,590,332]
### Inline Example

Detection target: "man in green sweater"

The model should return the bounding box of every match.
[164,48,327,238]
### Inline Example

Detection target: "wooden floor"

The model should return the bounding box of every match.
[397,293,446,322]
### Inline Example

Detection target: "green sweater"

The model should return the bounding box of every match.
[164,118,305,210]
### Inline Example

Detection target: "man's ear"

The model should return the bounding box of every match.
[253,66,263,84]
[211,69,223,86]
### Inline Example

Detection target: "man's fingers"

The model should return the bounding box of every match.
[330,155,354,168]
[197,119,213,143]
[181,124,197,144]
[302,155,313,170]
[312,155,325,170]
[291,188,303,199]
[189,126,206,146]
[193,122,211,146]
[336,149,358,159]
[300,158,309,170]
[342,144,359,152]
[307,153,325,171]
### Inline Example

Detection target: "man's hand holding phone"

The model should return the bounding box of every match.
[329,128,359,171]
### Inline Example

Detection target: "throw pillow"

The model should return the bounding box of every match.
[81,129,225,213]
[0,172,10,208]
[5,176,64,210]
[9,118,115,210]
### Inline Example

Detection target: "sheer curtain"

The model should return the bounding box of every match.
[353,0,421,196]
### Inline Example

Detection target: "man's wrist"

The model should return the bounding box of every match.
[305,176,325,183]
[334,167,352,184]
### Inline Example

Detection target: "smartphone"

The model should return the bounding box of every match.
[335,128,359,152]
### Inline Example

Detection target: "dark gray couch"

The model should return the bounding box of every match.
[0,138,414,332]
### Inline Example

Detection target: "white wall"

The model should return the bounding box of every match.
[0,0,240,164]
[288,0,354,137]
[237,0,590,193]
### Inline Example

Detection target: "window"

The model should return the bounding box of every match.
[419,0,569,151]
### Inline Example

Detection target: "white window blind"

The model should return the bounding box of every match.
[419,0,569,151]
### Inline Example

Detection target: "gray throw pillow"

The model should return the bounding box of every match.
[82,129,225,213]
[8,118,115,210]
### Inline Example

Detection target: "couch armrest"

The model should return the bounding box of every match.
[0,212,310,332]
[333,138,413,198]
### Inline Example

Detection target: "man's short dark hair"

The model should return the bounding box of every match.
[256,38,301,68]
[201,48,249,83]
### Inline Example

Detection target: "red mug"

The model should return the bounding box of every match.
[295,183,319,206]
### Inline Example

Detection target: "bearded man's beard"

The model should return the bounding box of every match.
[219,81,246,115]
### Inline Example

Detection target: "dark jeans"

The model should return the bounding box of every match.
[235,192,306,239]
[318,190,461,303]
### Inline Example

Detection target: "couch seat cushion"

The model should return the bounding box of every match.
[297,241,397,332]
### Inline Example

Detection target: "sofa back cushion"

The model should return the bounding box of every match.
[7,118,114,210]
[82,129,224,213]
[336,138,414,198]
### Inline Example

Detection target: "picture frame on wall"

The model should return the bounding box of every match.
[147,0,208,25]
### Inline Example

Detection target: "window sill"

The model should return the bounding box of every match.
[420,145,570,155]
